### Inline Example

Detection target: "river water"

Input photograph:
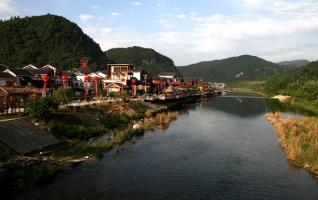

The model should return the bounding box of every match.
[18,94,318,200]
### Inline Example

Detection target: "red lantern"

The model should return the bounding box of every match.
[61,74,68,81]
[41,75,49,97]
[42,75,49,82]
[131,78,136,84]
[61,74,68,89]
[84,75,90,81]
[93,76,99,81]
[153,80,161,85]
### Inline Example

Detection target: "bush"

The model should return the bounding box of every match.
[52,86,73,104]
[100,114,130,129]
[25,98,57,119]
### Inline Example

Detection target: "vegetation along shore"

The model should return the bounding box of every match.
[266,112,318,176]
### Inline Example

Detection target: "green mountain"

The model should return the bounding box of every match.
[263,61,318,100]
[0,14,107,70]
[178,55,282,82]
[105,46,179,75]
[277,59,310,70]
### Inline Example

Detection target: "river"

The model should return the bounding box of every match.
[17,93,318,200]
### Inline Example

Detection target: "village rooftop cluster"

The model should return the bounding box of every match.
[0,61,226,114]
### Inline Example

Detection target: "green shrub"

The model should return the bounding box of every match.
[25,98,57,119]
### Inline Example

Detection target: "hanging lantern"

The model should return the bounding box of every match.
[93,76,99,81]
[42,75,49,82]
[131,77,137,84]
[61,74,68,89]
[84,75,91,81]
[41,75,49,97]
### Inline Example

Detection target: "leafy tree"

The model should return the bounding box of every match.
[263,61,318,101]
[52,86,73,104]
[0,14,108,70]
[25,98,56,119]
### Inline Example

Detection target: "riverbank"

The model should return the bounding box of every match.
[228,81,318,115]
[266,112,318,176]
[0,100,172,194]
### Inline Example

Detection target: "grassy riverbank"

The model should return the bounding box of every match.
[0,100,166,194]
[266,113,318,176]
[228,80,318,115]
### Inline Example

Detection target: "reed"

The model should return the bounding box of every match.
[266,113,318,175]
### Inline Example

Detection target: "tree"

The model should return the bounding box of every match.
[52,86,73,104]
[25,98,55,119]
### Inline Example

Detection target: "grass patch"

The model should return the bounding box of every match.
[267,113,318,175]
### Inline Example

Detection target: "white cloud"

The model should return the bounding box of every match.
[176,14,187,19]
[111,12,121,17]
[241,0,264,7]
[159,19,175,28]
[0,0,19,19]
[190,12,203,22]
[132,1,141,6]
[81,0,318,65]
[79,14,95,21]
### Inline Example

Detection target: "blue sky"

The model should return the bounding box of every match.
[1,0,318,65]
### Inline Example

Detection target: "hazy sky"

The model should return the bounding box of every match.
[1,0,318,65]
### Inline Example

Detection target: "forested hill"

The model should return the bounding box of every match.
[263,61,318,100]
[277,59,310,70]
[178,55,283,82]
[105,46,179,75]
[0,14,107,70]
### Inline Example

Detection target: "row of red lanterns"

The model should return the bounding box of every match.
[152,80,194,86]
[42,75,100,82]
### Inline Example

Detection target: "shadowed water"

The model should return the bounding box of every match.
[17,95,318,200]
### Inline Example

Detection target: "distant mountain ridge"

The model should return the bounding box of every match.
[0,14,108,70]
[105,46,179,75]
[178,55,283,82]
[277,59,310,70]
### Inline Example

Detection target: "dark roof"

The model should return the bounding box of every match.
[8,68,34,77]
[0,64,9,72]
[0,118,60,154]
[97,70,107,75]
[0,72,15,79]
[27,68,53,75]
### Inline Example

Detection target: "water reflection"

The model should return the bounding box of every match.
[265,99,316,116]
[145,102,199,130]
[207,96,266,118]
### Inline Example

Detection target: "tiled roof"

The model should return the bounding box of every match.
[0,64,9,72]
[0,118,60,154]
[9,68,34,76]
[0,72,15,79]
[27,68,53,75]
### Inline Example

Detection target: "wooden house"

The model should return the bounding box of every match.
[0,87,42,113]
[3,68,34,86]
[104,83,127,93]
[105,64,133,85]
[0,72,17,87]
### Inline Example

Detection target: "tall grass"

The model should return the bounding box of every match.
[266,112,318,175]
